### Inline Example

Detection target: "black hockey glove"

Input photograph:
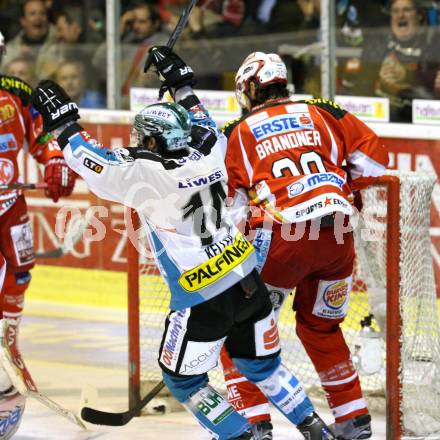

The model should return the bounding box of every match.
[31,80,80,132]
[188,125,217,155]
[144,46,196,91]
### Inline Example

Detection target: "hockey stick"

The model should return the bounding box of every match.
[0,181,86,258]
[143,0,198,73]
[0,319,87,429]
[81,380,166,426]
[0,182,47,191]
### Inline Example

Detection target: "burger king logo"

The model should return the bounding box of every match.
[323,280,348,309]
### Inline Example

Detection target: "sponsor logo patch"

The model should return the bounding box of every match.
[263,319,280,350]
[0,103,15,124]
[160,309,188,371]
[255,310,281,356]
[0,158,14,184]
[307,173,344,189]
[287,173,345,199]
[190,389,234,425]
[250,114,314,141]
[323,281,349,309]
[83,157,104,174]
[268,289,286,312]
[178,233,254,292]
[10,221,34,266]
[0,133,18,152]
[178,170,223,189]
[287,182,304,197]
[313,277,352,319]
[179,338,225,375]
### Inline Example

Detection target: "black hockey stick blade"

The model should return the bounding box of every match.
[144,0,197,73]
[81,380,166,426]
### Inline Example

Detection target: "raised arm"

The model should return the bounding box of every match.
[30,80,154,206]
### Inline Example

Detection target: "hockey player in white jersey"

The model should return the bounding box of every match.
[30,49,335,439]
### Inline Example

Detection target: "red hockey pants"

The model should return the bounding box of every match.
[0,196,34,320]
[220,221,369,423]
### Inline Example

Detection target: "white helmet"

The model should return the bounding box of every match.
[235,52,287,109]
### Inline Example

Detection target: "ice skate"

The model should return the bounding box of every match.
[297,412,336,439]
[331,414,372,439]
[254,420,273,440]
[217,420,272,440]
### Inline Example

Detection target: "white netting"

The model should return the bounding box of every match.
[135,171,440,437]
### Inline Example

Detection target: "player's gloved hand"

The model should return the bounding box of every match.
[144,46,196,90]
[188,125,217,154]
[31,80,80,132]
[44,157,76,202]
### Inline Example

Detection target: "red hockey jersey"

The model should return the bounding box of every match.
[0,76,61,215]
[224,98,389,227]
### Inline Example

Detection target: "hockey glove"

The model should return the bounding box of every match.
[31,80,80,132]
[145,46,196,90]
[44,157,76,202]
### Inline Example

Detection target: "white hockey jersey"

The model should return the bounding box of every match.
[57,109,257,310]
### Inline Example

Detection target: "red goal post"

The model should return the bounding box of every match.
[127,171,440,440]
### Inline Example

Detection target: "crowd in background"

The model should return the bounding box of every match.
[0,0,439,121]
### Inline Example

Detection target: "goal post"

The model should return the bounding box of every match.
[382,175,401,440]
[127,171,440,439]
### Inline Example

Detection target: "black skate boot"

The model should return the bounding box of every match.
[222,420,272,439]
[254,420,273,440]
[297,412,336,439]
[231,421,271,439]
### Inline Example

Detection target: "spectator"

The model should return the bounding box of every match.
[122,3,169,95]
[265,0,320,33]
[93,2,168,108]
[3,0,56,70]
[348,0,440,122]
[54,59,106,109]
[187,0,246,38]
[3,56,37,87]
[36,7,102,79]
[338,1,388,94]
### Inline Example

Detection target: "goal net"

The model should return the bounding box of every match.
[127,171,440,439]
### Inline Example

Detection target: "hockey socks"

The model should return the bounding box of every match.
[163,373,250,439]
[234,358,314,426]
[184,385,251,439]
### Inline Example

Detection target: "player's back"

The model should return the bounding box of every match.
[226,99,375,224]
[126,148,254,311]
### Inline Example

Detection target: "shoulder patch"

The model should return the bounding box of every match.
[0,75,33,106]
[305,98,346,120]
[221,117,241,138]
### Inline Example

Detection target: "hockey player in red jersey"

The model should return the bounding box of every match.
[221,52,389,440]
[0,31,76,438]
